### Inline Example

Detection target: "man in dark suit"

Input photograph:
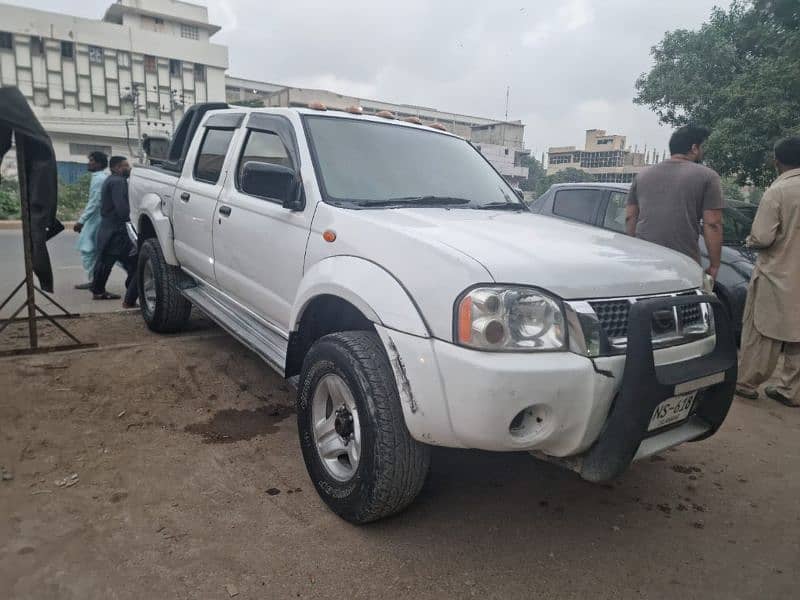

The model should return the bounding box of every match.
[91,156,138,308]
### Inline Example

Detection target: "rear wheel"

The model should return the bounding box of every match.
[137,238,191,333]
[297,331,430,524]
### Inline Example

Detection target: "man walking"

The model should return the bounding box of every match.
[73,151,108,289]
[736,137,800,407]
[626,125,725,279]
[91,156,138,308]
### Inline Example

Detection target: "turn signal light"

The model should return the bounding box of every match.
[458,296,473,343]
[323,230,337,243]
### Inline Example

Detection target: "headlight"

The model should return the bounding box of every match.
[455,286,566,351]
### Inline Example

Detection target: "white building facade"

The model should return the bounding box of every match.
[0,0,227,181]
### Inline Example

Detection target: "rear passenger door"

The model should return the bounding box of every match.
[551,188,605,225]
[173,113,243,283]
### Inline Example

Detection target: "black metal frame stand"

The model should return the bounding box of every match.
[0,137,96,357]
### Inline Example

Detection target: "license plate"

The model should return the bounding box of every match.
[648,392,697,431]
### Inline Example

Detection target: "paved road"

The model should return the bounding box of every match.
[0,229,127,317]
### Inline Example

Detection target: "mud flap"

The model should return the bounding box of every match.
[576,294,737,482]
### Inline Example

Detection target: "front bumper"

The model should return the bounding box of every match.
[376,294,737,481]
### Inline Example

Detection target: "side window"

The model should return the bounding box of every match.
[193,128,235,184]
[552,189,603,224]
[236,129,293,187]
[527,193,548,214]
[603,191,628,232]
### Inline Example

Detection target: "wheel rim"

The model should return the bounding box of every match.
[142,259,157,314]
[311,373,362,482]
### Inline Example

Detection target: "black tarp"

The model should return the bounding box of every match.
[0,86,61,292]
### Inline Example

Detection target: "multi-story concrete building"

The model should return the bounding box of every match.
[0,0,227,181]
[225,76,531,184]
[547,129,652,183]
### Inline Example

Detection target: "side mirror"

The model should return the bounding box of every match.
[513,187,524,201]
[240,161,304,210]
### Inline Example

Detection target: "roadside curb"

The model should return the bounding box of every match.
[0,220,77,230]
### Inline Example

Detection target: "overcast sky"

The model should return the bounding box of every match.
[14,0,722,157]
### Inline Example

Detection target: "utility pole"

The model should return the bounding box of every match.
[123,83,144,160]
[504,86,510,121]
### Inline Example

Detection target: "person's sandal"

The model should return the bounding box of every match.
[93,292,121,300]
[765,386,799,407]
[735,386,759,400]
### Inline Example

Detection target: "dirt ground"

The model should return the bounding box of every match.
[1,312,798,600]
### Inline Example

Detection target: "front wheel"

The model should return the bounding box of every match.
[297,331,430,524]
[137,238,191,333]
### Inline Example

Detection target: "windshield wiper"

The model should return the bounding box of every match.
[354,195,472,208]
[473,201,526,211]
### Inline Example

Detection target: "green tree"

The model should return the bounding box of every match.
[535,167,595,197]
[57,174,92,221]
[518,154,546,192]
[634,0,800,187]
[0,178,21,219]
[721,176,745,202]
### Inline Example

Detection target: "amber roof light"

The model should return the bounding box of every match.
[376,110,396,119]
[308,101,328,111]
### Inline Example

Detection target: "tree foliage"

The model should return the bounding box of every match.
[634,0,800,187]
[0,175,92,221]
[533,167,595,197]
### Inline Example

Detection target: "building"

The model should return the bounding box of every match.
[0,0,228,181]
[547,129,656,183]
[225,76,530,184]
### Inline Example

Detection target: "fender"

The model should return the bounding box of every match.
[136,192,179,266]
[291,256,429,338]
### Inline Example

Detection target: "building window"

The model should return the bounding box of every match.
[181,24,199,40]
[118,52,130,68]
[69,143,112,157]
[30,36,44,57]
[144,55,157,73]
[0,31,12,50]
[169,59,182,76]
[60,41,74,59]
[88,46,103,64]
[193,63,206,82]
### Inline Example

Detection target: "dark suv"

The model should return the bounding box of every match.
[529,183,756,340]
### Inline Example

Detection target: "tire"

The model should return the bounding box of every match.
[297,331,430,524]
[137,238,191,333]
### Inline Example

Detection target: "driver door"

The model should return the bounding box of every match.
[212,115,312,333]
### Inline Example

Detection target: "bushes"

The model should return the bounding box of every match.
[0,175,91,221]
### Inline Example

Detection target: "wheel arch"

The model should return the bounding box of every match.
[285,256,430,377]
[135,194,179,266]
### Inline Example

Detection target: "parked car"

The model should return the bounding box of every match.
[529,183,756,340]
[128,103,737,523]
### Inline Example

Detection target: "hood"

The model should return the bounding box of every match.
[351,208,703,299]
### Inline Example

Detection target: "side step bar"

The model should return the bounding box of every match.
[181,285,288,376]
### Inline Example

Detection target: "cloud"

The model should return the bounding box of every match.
[13,0,721,157]
[522,0,594,47]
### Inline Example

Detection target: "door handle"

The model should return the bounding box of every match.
[180,192,190,202]
[218,205,232,217]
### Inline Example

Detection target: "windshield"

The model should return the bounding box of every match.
[303,116,522,209]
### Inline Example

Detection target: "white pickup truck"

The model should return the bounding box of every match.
[129,102,737,523]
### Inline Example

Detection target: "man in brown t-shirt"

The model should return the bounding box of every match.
[626,125,724,279]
